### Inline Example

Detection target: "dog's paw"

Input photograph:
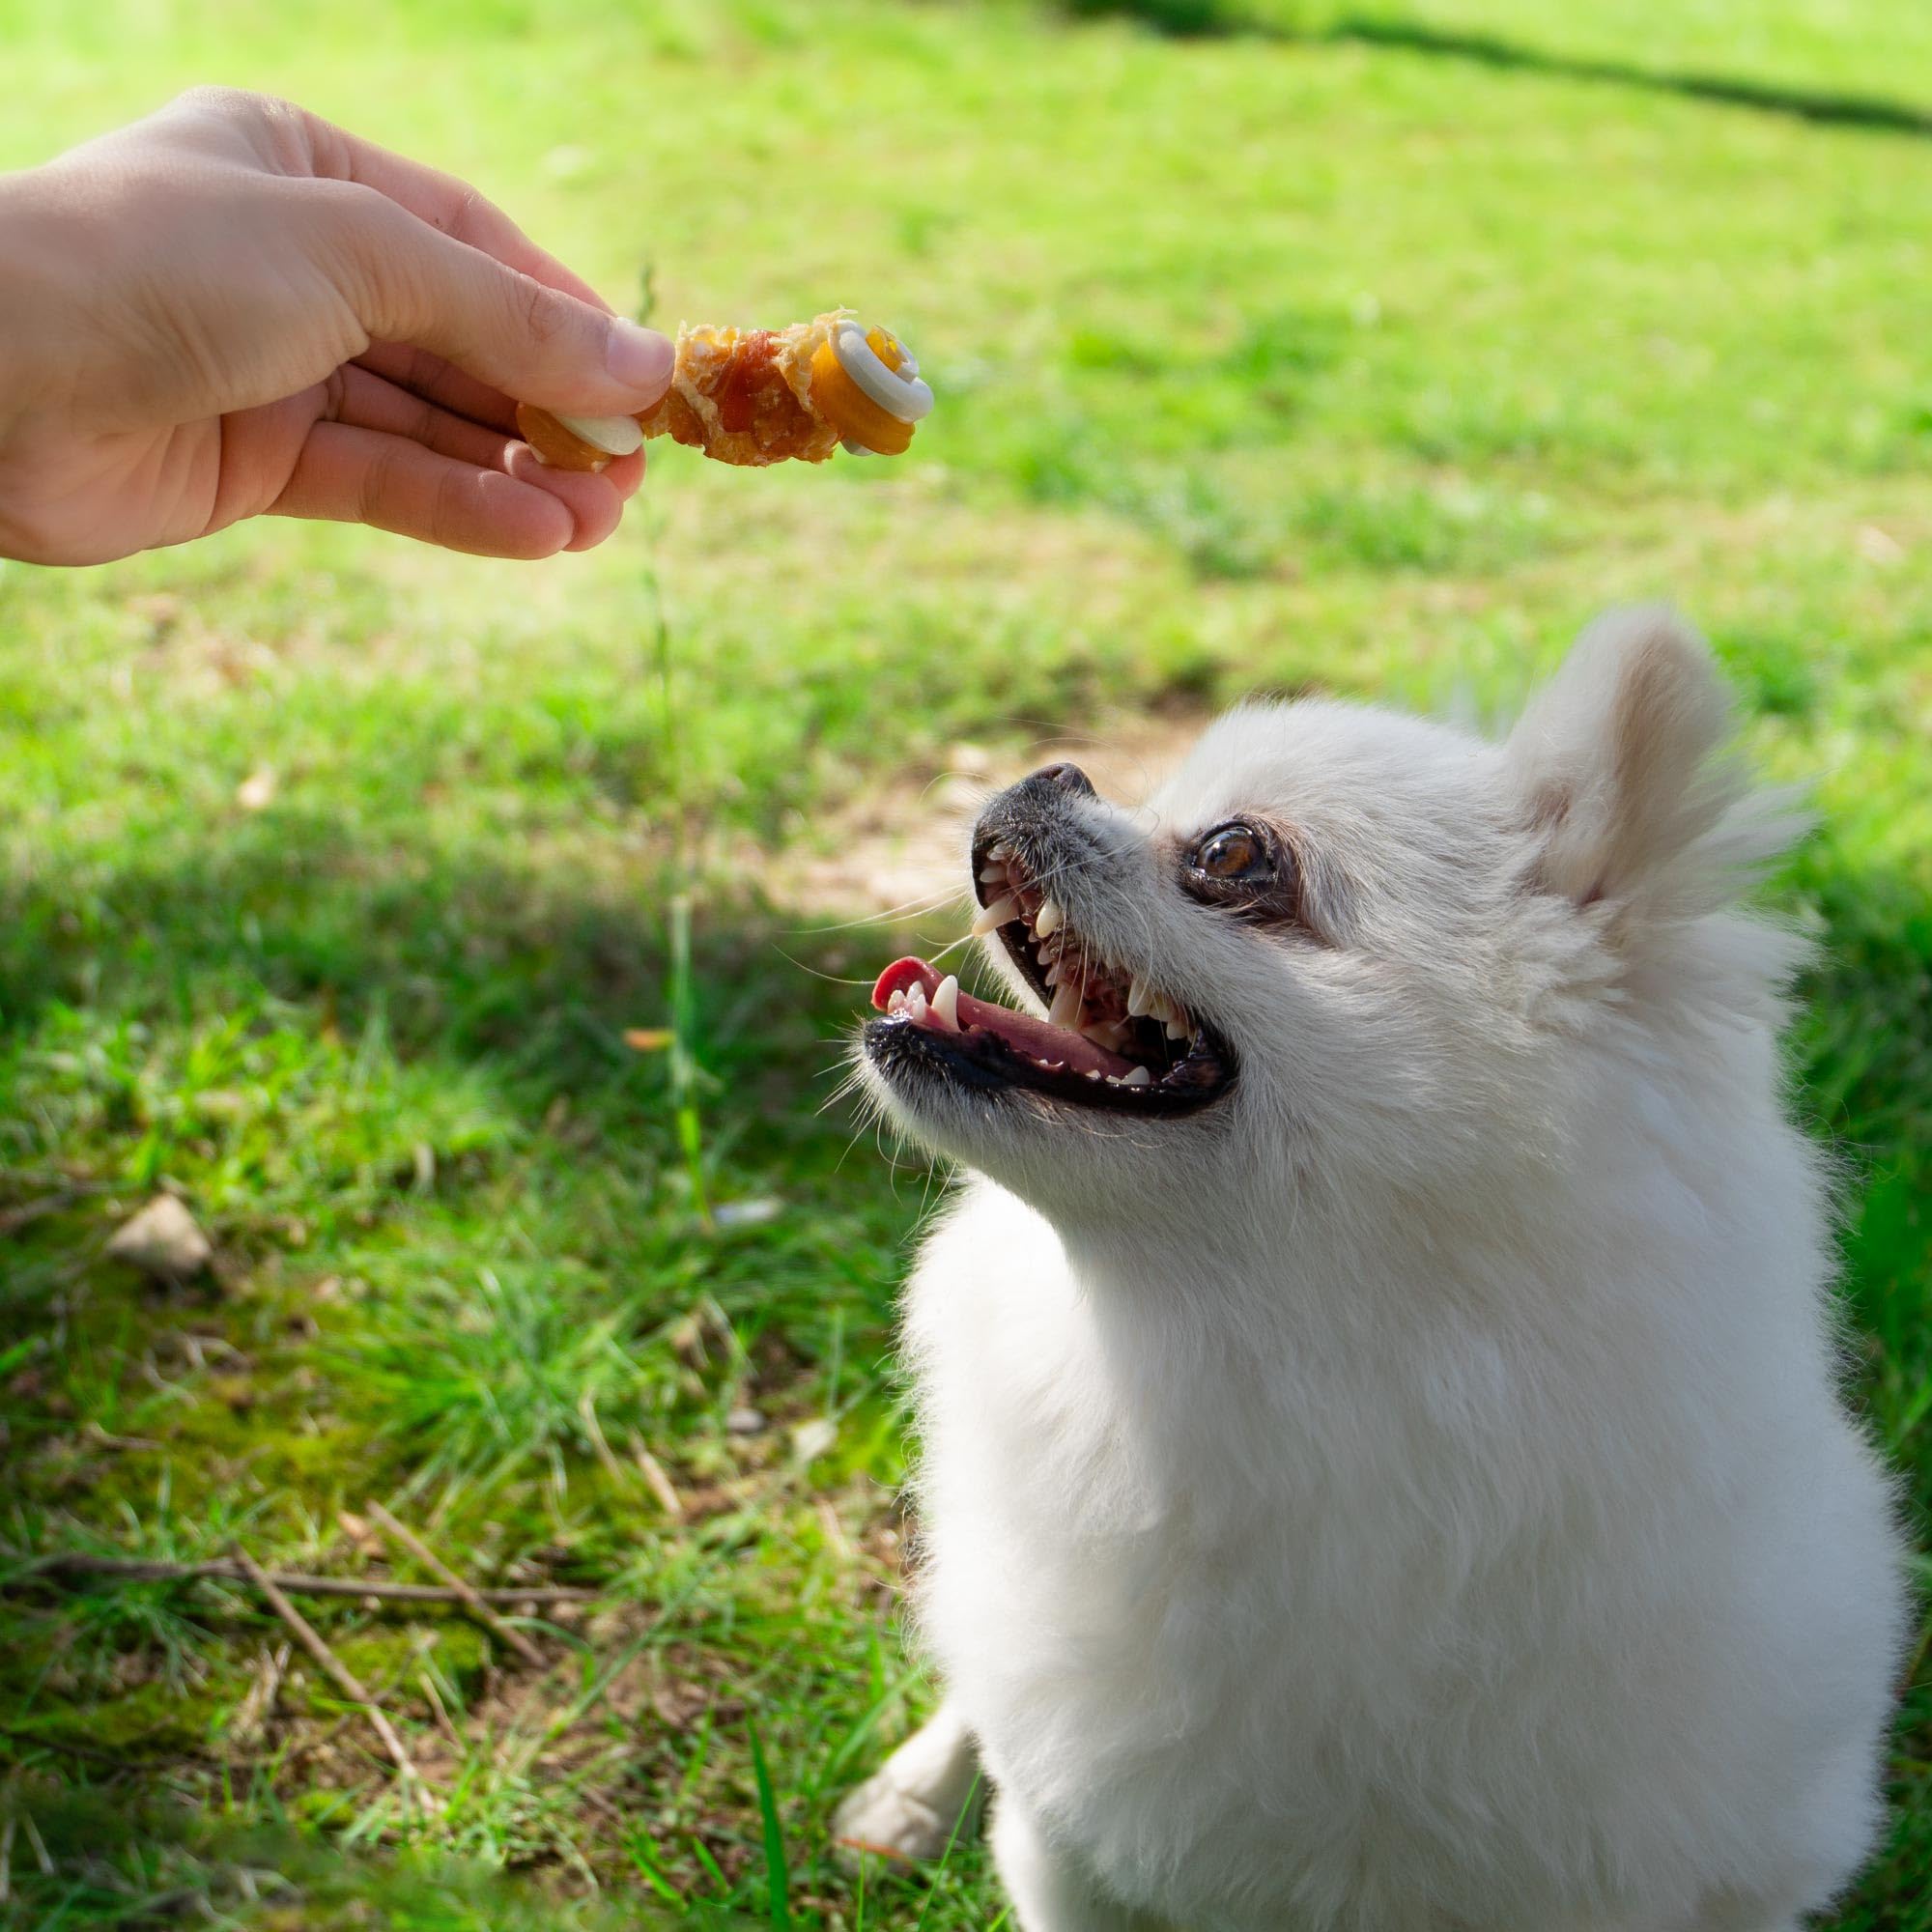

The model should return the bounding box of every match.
[832,1770,958,1862]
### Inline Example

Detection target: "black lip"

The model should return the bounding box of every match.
[864,1014,1233,1116]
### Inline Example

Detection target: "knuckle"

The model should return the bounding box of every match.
[356,438,402,528]
[172,85,319,176]
[173,83,258,119]
[433,465,469,546]
[440,185,486,240]
[518,279,577,353]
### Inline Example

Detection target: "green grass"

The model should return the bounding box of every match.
[1,0,1928,1923]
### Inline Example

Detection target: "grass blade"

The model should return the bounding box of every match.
[748,1719,792,1929]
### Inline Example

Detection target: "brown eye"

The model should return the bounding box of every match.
[1195,824,1269,881]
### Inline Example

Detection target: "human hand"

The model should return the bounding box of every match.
[0,88,674,566]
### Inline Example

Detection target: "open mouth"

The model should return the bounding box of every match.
[865,837,1235,1115]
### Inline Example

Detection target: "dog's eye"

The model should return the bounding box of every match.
[1194,824,1269,882]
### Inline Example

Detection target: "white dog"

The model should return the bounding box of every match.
[839,610,1906,1932]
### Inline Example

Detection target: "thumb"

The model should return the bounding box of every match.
[333,191,674,414]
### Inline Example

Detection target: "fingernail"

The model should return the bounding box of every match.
[605,319,674,400]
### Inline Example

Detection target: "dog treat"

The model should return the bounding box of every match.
[514,311,934,471]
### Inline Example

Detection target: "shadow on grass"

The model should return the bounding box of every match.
[7,1784,720,1931]
[0,801,1926,1927]
[0,797,1923,1388]
[0,822,927,1924]
[1064,2,1932,138]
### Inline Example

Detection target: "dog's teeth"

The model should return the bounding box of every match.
[905,985,928,1022]
[1044,961,1063,986]
[1165,1017,1189,1039]
[978,863,1008,885]
[1048,980,1082,1029]
[930,975,961,1031]
[1085,1068,1103,1081]
[1035,897,1064,939]
[1122,1065,1152,1087]
[989,840,1013,862]
[1125,976,1152,1017]
[887,989,907,1014]
[972,895,1019,935]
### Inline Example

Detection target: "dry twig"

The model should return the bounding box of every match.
[629,1434,686,1520]
[365,1501,544,1667]
[228,1545,424,1804]
[11,1551,594,1605]
[416,1668,464,1750]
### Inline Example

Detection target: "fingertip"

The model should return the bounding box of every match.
[503,489,577,558]
[604,448,646,504]
[605,319,676,407]
[562,481,624,553]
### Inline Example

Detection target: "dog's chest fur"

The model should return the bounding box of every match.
[903,1168,1895,1931]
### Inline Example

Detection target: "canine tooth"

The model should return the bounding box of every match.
[1044,961,1062,986]
[1125,976,1151,1017]
[1035,897,1064,938]
[979,863,1009,885]
[1122,1065,1152,1087]
[1048,980,1082,1029]
[931,975,961,1031]
[1165,1017,1189,1039]
[972,895,1019,935]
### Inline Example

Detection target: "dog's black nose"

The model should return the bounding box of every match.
[1034,761,1096,798]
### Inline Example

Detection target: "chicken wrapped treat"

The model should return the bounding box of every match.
[515,311,933,471]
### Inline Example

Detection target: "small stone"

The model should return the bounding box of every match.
[790,1417,838,1463]
[106,1196,212,1280]
[236,767,276,810]
[540,143,596,183]
[1856,525,1905,566]
[724,1406,767,1437]
[712,1196,782,1230]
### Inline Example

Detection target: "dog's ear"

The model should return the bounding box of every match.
[1506,607,1734,910]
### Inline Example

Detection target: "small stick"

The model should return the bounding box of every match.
[629,1435,686,1520]
[365,1502,543,1668]
[11,1552,594,1605]
[229,1545,422,1804]
[417,1668,464,1750]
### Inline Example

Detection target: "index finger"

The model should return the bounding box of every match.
[355,340,521,434]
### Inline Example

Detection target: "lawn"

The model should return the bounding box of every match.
[1,0,1928,1924]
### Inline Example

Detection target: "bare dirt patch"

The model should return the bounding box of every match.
[771,708,1214,923]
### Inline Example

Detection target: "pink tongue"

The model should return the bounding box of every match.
[871,956,1134,1079]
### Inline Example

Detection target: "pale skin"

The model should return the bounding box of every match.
[0,87,676,566]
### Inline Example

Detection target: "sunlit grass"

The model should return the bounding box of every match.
[1,0,1928,1923]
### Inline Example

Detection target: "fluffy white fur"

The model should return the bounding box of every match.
[842,610,1907,1931]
